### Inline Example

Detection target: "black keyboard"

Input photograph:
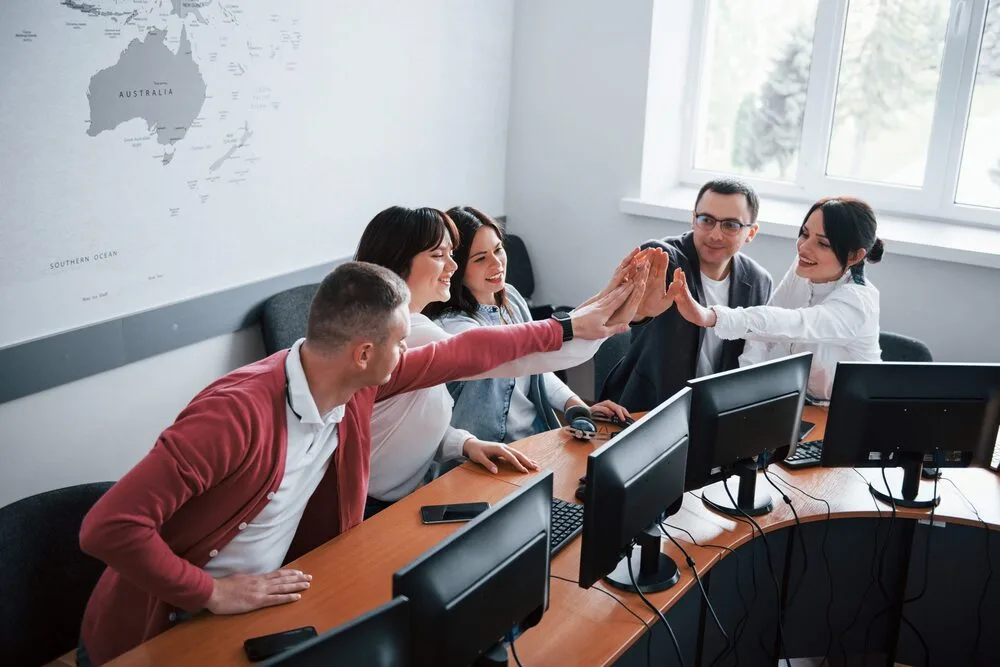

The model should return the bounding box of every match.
[550,497,584,557]
[780,439,823,469]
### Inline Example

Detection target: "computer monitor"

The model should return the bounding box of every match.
[821,362,1000,508]
[392,472,552,667]
[578,387,691,594]
[686,352,812,517]
[261,596,410,667]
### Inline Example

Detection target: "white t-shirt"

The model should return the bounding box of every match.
[695,272,731,377]
[203,338,345,577]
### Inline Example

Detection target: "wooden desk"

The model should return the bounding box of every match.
[106,407,1000,666]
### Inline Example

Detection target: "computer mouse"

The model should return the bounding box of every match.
[575,484,586,502]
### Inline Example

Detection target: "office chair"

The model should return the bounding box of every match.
[260,283,320,355]
[879,331,933,362]
[593,331,631,401]
[504,234,572,322]
[0,481,114,667]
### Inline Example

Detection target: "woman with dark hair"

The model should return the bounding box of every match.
[356,206,645,516]
[666,196,884,402]
[430,206,632,444]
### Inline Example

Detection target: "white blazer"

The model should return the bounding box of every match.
[711,259,882,402]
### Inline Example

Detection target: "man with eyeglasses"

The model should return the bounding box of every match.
[599,178,773,411]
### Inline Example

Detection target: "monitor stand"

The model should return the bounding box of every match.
[701,462,773,517]
[474,642,510,666]
[868,452,941,509]
[604,523,680,594]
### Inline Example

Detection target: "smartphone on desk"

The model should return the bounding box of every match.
[799,419,816,441]
[420,502,490,524]
[244,626,317,662]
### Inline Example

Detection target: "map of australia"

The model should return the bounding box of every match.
[86,26,206,151]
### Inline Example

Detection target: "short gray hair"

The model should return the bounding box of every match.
[306,261,410,350]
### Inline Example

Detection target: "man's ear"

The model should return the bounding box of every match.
[353,341,374,371]
[745,223,759,243]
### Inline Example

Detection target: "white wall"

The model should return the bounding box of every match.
[0,1,516,506]
[505,0,1000,364]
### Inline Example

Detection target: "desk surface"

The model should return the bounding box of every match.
[106,407,1000,667]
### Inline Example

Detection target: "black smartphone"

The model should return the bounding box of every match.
[243,626,318,662]
[799,420,815,441]
[420,502,490,524]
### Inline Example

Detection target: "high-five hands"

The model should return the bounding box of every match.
[666,268,717,328]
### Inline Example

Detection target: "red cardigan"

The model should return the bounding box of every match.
[79,319,562,665]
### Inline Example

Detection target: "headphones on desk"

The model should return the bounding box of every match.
[563,405,598,441]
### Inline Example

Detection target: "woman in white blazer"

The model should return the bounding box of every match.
[667,196,884,402]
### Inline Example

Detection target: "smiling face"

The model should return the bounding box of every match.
[691,189,758,276]
[406,236,458,312]
[795,208,864,282]
[462,225,507,305]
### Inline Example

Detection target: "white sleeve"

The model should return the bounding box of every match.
[434,316,603,380]
[713,286,875,346]
[542,371,577,413]
[737,261,796,366]
[438,425,474,461]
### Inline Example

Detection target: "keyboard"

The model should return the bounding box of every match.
[550,497,584,557]
[780,439,824,469]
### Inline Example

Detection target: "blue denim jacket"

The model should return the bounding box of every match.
[435,285,561,443]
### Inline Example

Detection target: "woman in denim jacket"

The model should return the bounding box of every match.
[429,207,631,444]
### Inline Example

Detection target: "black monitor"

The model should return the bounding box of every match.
[578,387,691,594]
[392,472,552,667]
[822,362,1000,508]
[261,596,410,667]
[686,352,812,517]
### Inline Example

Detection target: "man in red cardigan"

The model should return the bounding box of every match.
[77,259,649,665]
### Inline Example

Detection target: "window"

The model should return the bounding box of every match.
[684,0,1000,225]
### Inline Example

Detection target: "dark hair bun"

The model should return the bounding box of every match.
[867,237,885,264]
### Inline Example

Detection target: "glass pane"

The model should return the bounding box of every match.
[693,0,820,181]
[956,0,1000,209]
[827,0,951,186]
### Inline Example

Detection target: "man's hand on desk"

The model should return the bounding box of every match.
[463,438,539,475]
[205,569,313,615]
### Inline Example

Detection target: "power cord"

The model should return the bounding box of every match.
[549,573,652,667]
[658,519,731,656]
[767,470,835,667]
[507,631,524,667]
[761,468,810,608]
[721,481,793,667]
[941,476,993,665]
[625,547,687,667]
[660,521,755,667]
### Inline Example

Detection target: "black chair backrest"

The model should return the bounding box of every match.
[0,481,114,666]
[879,331,933,362]
[593,331,631,399]
[504,234,535,301]
[260,283,321,355]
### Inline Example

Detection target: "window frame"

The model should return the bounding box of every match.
[677,0,1000,229]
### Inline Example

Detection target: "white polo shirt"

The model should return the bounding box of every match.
[203,338,345,577]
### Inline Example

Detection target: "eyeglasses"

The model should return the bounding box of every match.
[694,213,753,235]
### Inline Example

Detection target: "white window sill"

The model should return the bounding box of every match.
[620,187,1000,271]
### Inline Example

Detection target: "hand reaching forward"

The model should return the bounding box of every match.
[205,569,312,615]
[632,248,676,321]
[568,272,646,340]
[667,268,717,328]
[464,438,539,474]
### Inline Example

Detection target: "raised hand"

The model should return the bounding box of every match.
[578,247,646,309]
[667,268,717,328]
[205,569,312,615]
[463,438,539,474]
[568,273,646,340]
[632,249,676,321]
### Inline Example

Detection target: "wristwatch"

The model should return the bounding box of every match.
[551,311,574,342]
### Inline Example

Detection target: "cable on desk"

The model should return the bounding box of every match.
[761,467,809,608]
[767,470,835,667]
[942,476,992,666]
[721,481,793,667]
[508,632,524,667]
[549,573,652,667]
[626,549,686,667]
[659,521,754,667]
[659,520,731,655]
